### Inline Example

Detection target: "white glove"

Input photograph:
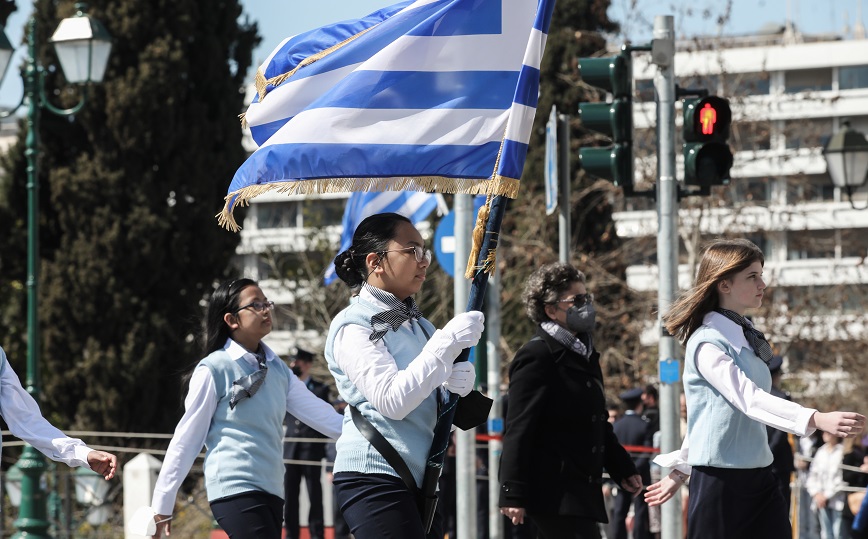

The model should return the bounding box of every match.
[443,361,476,396]
[423,311,485,364]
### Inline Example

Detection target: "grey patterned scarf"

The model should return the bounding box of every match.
[541,321,591,358]
[229,350,268,409]
[364,283,422,342]
[715,308,773,364]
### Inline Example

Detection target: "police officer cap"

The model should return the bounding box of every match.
[768,355,783,373]
[293,347,315,362]
[619,387,643,402]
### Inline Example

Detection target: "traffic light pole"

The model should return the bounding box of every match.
[651,15,683,539]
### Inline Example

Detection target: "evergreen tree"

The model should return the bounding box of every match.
[0,0,259,434]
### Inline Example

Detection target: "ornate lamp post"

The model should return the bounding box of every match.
[0,4,111,538]
[824,120,868,210]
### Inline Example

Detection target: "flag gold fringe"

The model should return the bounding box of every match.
[216,176,520,232]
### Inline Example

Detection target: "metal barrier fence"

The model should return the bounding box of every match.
[0,432,865,538]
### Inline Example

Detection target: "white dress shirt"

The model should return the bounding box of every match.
[654,312,817,474]
[331,287,450,421]
[0,348,93,468]
[151,339,343,515]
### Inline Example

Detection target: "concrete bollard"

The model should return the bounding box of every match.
[123,453,163,539]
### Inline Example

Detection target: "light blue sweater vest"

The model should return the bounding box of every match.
[684,326,773,469]
[325,296,437,488]
[200,350,291,501]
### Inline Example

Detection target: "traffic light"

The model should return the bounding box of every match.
[682,95,733,186]
[578,51,633,191]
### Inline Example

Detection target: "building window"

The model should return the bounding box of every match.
[839,65,868,90]
[257,202,299,229]
[732,177,771,203]
[784,68,832,93]
[732,121,772,151]
[787,229,836,260]
[722,72,770,95]
[840,229,868,258]
[635,79,654,101]
[786,174,836,204]
[678,74,720,94]
[303,197,347,227]
[784,118,832,149]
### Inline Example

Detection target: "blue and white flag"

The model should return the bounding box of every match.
[323,191,438,285]
[219,0,555,230]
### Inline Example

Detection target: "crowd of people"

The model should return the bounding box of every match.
[7,219,867,539]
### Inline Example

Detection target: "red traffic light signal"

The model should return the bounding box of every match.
[684,96,731,142]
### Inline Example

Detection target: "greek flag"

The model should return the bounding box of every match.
[323,191,438,284]
[219,0,555,230]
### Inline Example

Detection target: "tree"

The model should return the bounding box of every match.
[0,0,259,435]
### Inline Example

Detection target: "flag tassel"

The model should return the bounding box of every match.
[464,197,492,279]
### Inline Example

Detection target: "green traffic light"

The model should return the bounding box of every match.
[578,53,631,98]
[579,144,633,188]
[578,99,632,143]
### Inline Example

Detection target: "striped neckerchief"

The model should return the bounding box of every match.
[363,283,423,342]
[714,308,773,364]
[541,321,590,358]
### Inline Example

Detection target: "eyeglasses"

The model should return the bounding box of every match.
[234,300,275,314]
[380,245,432,264]
[554,293,593,306]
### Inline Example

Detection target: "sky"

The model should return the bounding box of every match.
[0,0,864,107]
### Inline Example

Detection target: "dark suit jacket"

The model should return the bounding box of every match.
[499,327,638,522]
[613,412,654,484]
[284,377,331,461]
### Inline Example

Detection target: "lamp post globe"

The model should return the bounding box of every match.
[823,120,868,209]
[49,4,112,84]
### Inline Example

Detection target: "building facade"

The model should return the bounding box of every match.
[615,29,868,382]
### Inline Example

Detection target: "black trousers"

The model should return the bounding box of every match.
[333,472,443,539]
[687,465,791,539]
[210,490,284,539]
[284,462,325,539]
[528,513,601,539]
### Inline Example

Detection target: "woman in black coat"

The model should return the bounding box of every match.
[499,262,642,539]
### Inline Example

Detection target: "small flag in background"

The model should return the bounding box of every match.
[219,0,554,230]
[323,191,438,285]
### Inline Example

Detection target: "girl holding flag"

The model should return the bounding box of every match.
[326,212,484,539]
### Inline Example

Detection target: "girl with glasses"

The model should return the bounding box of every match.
[644,238,865,539]
[149,278,343,539]
[327,212,484,539]
[499,262,643,539]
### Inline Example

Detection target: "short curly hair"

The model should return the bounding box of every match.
[521,262,586,324]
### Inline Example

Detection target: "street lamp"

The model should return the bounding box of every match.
[73,467,111,526]
[823,120,868,210]
[0,4,112,538]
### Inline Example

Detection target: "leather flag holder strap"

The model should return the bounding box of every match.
[350,405,439,533]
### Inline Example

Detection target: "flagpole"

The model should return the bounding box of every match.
[423,195,508,527]
[454,194,477,539]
